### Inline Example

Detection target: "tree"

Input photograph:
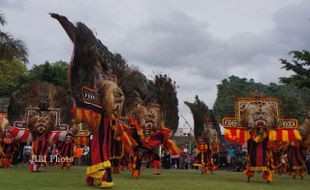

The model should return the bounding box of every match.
[0,11,28,63]
[279,50,310,89]
[213,75,310,123]
[25,61,69,90]
[268,83,310,121]
[213,76,267,122]
[0,59,27,97]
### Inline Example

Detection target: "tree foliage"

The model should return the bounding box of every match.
[0,60,69,98]
[213,75,310,123]
[25,61,69,90]
[279,50,310,89]
[0,11,28,63]
[0,59,27,97]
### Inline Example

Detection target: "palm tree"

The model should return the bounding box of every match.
[0,11,28,63]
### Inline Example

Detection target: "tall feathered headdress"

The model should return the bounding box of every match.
[7,80,73,130]
[184,95,221,143]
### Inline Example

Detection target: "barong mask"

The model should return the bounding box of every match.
[198,121,219,147]
[64,134,74,144]
[131,102,161,137]
[144,108,160,135]
[28,114,54,138]
[241,103,277,131]
[99,80,124,116]
[0,119,8,140]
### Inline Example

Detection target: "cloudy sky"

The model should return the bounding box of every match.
[2,0,310,133]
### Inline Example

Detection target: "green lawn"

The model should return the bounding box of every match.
[0,166,309,190]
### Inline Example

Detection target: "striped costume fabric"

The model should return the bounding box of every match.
[0,141,14,168]
[10,127,66,165]
[74,136,89,145]
[287,145,307,171]
[10,127,66,144]
[71,103,114,187]
[247,138,269,171]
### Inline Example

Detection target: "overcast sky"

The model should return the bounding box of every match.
[2,0,310,133]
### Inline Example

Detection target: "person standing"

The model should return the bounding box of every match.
[163,151,171,169]
[23,143,32,166]
[179,146,185,169]
[305,152,310,174]
[82,145,90,165]
[74,145,83,165]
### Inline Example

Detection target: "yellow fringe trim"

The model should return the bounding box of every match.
[293,130,302,141]
[249,166,267,171]
[132,170,140,177]
[99,181,114,189]
[293,166,305,170]
[86,161,111,176]
[91,169,114,188]
[269,130,277,141]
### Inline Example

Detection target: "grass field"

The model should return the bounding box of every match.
[0,166,309,190]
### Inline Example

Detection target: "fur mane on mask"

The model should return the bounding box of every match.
[51,13,179,133]
[131,104,146,123]
[99,80,124,116]
[298,110,310,144]
[185,95,221,143]
[28,114,54,137]
[240,103,277,129]
[7,80,73,129]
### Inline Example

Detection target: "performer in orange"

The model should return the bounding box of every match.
[194,143,209,174]
[287,141,307,179]
[185,96,221,174]
[0,129,15,168]
[71,80,126,188]
[286,110,310,180]
[9,113,69,172]
[123,116,179,178]
[272,142,288,175]
[223,97,302,183]
[51,12,179,188]
[58,133,75,169]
